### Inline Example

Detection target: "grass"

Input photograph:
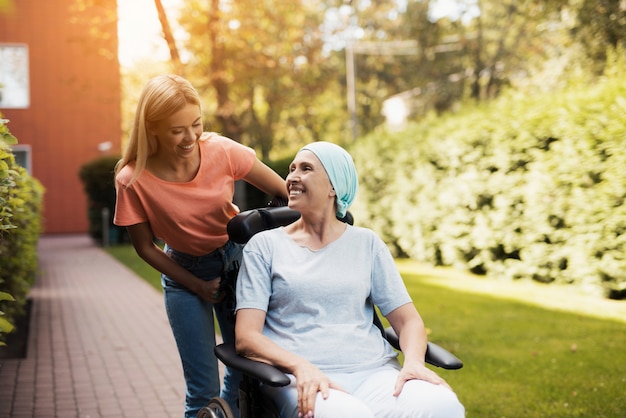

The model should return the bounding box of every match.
[395,260,626,418]
[105,245,162,291]
[106,245,626,418]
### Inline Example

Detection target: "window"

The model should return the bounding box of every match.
[11,144,32,175]
[0,44,30,109]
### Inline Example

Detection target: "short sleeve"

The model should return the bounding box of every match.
[113,166,148,227]
[370,236,412,316]
[235,235,273,312]
[211,134,256,180]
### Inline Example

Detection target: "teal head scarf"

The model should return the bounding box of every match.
[299,141,358,218]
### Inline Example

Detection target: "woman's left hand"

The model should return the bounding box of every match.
[393,360,452,397]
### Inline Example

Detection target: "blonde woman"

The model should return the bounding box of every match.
[114,74,287,418]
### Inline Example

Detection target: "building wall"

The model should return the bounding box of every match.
[0,0,121,234]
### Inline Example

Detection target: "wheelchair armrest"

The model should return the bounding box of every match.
[384,327,463,370]
[215,343,291,387]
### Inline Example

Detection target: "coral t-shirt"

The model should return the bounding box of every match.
[114,134,256,256]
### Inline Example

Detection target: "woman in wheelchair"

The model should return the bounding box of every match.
[234,142,464,418]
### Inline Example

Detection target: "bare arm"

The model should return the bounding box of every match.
[387,303,428,361]
[386,303,451,395]
[243,159,288,201]
[236,308,344,417]
[126,222,222,302]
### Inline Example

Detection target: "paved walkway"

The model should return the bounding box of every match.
[0,235,188,417]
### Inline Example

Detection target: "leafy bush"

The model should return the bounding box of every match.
[0,117,44,344]
[78,155,128,244]
[351,67,626,298]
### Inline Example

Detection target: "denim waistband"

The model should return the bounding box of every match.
[166,245,223,266]
[162,240,243,289]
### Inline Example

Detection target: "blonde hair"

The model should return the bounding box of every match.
[115,74,202,185]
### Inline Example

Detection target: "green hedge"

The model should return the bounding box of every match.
[78,155,129,244]
[0,118,44,344]
[351,69,626,298]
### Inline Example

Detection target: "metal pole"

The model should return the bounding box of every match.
[346,35,357,142]
[102,207,110,247]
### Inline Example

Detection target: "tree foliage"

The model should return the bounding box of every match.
[174,0,343,158]
[575,0,626,72]
[140,0,624,156]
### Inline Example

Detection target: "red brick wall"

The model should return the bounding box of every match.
[0,0,121,233]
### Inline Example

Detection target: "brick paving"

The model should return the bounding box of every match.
[0,235,188,417]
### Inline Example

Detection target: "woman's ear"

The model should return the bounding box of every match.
[146,121,157,136]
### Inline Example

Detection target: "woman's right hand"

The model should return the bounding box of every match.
[293,361,344,418]
[127,223,225,304]
[236,309,344,417]
[193,277,225,303]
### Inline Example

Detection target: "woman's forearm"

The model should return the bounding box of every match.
[387,303,429,364]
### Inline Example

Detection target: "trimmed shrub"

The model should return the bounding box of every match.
[351,69,626,298]
[78,155,130,244]
[0,117,44,344]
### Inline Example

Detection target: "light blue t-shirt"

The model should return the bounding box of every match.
[235,224,412,373]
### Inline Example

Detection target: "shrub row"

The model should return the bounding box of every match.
[78,155,129,244]
[351,69,626,298]
[0,118,44,344]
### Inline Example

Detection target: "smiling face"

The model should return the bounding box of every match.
[149,103,203,159]
[286,150,336,215]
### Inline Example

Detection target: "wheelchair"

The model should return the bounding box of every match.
[197,206,463,418]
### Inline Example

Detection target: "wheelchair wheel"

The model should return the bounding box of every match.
[196,397,235,418]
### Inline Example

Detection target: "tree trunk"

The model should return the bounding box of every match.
[208,0,242,141]
[154,0,183,75]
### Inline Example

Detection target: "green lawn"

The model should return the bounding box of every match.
[106,245,626,418]
[106,244,162,291]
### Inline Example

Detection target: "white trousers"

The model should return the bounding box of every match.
[261,363,465,418]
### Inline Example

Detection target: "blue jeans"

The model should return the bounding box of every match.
[162,240,243,418]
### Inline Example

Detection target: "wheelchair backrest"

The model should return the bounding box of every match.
[227,207,301,244]
[227,206,353,244]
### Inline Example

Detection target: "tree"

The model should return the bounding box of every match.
[177,0,340,159]
[0,0,14,14]
[140,0,621,158]
[154,0,183,75]
[575,0,626,74]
